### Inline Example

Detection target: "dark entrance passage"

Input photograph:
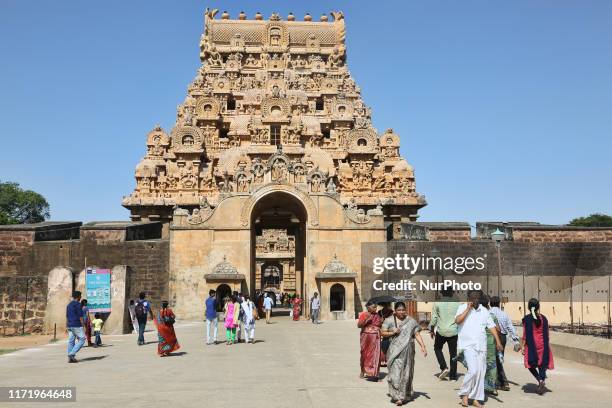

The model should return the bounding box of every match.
[215,283,232,312]
[250,192,307,316]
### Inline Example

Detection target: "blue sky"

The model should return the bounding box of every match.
[0,1,610,225]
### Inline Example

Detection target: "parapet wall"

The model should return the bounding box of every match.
[477,222,612,242]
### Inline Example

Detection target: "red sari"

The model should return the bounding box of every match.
[154,308,180,356]
[359,311,383,378]
[292,298,302,321]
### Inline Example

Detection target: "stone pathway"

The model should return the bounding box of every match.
[1,316,611,407]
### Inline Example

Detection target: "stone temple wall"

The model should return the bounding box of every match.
[0,222,169,335]
[386,222,612,326]
[0,276,46,335]
[1,221,612,333]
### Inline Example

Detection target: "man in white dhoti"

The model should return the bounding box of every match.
[455,291,503,407]
[241,295,256,344]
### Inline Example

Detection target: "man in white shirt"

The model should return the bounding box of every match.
[310,292,321,324]
[263,293,274,324]
[455,291,503,407]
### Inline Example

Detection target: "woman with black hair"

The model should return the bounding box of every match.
[381,302,427,406]
[521,298,554,395]
[81,299,93,347]
[357,300,383,380]
[154,300,180,356]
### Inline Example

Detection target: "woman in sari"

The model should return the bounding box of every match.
[81,299,93,347]
[382,302,427,406]
[154,301,180,356]
[224,295,238,345]
[522,298,554,395]
[481,296,499,396]
[358,300,383,380]
[292,295,302,321]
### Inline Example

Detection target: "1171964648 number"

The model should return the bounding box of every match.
[0,387,76,402]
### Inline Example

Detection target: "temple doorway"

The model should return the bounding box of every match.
[250,192,306,306]
[215,283,232,312]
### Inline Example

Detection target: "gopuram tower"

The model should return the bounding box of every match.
[122,10,426,319]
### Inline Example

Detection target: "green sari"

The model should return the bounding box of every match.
[484,313,499,392]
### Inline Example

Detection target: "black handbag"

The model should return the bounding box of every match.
[381,316,398,353]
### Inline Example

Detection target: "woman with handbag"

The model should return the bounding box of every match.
[381,302,427,406]
[154,300,180,356]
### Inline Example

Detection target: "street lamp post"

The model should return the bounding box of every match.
[491,229,505,300]
[430,248,441,301]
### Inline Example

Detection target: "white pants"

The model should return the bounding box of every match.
[206,317,218,343]
[243,321,255,342]
[459,348,486,402]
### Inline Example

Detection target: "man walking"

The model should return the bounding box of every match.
[205,290,218,345]
[66,291,86,363]
[310,292,320,324]
[135,292,154,345]
[263,293,273,324]
[455,290,503,408]
[489,296,519,391]
[429,289,459,380]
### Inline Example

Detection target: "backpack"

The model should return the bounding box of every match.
[135,301,147,320]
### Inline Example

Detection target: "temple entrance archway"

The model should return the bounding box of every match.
[250,191,307,306]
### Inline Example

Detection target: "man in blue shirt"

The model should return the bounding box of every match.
[135,292,154,345]
[205,290,218,345]
[66,291,86,363]
[263,293,274,324]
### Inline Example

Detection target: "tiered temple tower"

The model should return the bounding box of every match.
[122,9,427,320]
[123,9,426,230]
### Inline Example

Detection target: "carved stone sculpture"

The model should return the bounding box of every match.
[124,10,426,222]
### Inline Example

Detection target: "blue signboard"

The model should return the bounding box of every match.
[86,268,111,312]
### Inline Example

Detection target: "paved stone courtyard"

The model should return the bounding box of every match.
[1,317,611,408]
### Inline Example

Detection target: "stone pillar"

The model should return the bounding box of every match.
[295,265,302,297]
[75,266,93,295]
[104,265,131,335]
[43,267,74,334]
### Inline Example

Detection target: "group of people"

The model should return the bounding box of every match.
[205,290,258,345]
[65,291,105,362]
[253,291,305,322]
[358,289,554,407]
[66,290,181,363]
[128,291,180,356]
[203,290,314,345]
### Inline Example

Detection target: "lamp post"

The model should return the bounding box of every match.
[491,229,505,300]
[430,248,441,301]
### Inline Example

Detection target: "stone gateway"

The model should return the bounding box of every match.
[121,10,426,320]
[3,11,609,336]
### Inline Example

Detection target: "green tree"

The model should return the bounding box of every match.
[569,213,612,227]
[0,181,50,224]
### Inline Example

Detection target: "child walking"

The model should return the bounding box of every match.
[92,313,104,347]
